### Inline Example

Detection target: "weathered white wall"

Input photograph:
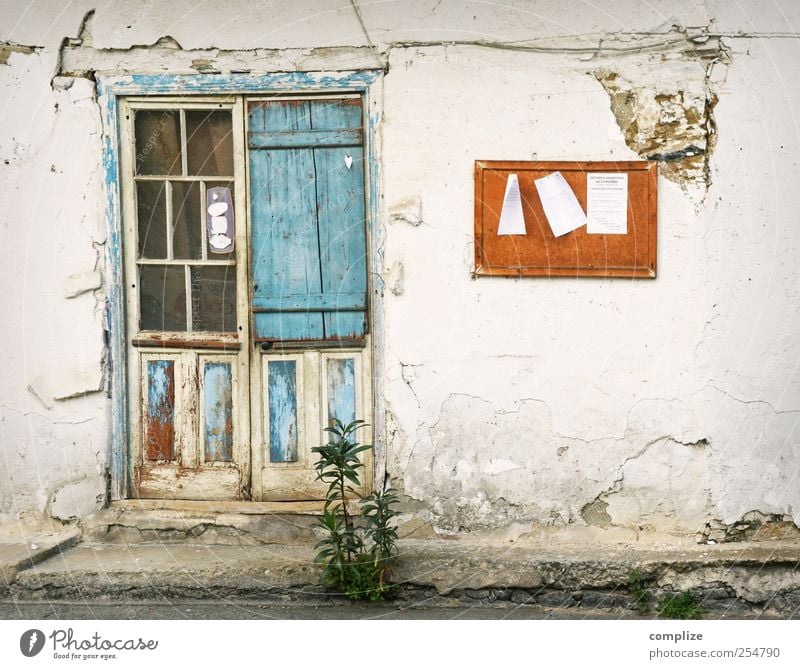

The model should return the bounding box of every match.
[1,0,797,538]
[0,32,108,523]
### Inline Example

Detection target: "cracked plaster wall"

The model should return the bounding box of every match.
[0,1,798,538]
[0,40,108,523]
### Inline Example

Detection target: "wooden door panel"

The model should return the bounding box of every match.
[266,357,302,463]
[257,349,372,501]
[248,98,367,345]
[248,96,372,501]
[258,351,322,501]
[137,464,242,500]
[325,356,357,427]
[249,145,325,341]
[135,351,245,500]
[144,358,177,462]
[200,359,235,463]
[314,145,368,339]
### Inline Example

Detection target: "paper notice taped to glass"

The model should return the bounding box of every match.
[533,171,586,237]
[497,173,526,235]
[587,173,628,234]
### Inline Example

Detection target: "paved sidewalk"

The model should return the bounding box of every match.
[0,525,80,586]
[0,598,649,620]
[2,526,799,618]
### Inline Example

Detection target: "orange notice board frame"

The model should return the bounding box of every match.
[474,160,657,278]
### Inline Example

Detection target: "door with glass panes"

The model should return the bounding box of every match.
[121,95,372,501]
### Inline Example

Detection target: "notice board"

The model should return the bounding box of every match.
[474,160,657,278]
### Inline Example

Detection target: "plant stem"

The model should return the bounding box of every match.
[339,468,352,559]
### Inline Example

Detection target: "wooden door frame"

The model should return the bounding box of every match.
[99,71,385,503]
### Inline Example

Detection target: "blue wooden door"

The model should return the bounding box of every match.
[249,98,368,344]
[248,97,372,500]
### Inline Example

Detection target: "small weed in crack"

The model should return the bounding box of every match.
[627,570,703,619]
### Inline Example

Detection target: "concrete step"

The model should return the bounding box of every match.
[4,537,799,617]
[81,502,438,546]
[82,507,321,546]
[0,526,81,585]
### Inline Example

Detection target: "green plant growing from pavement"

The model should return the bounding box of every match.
[312,419,399,601]
[627,570,704,619]
[627,569,654,615]
[658,591,703,619]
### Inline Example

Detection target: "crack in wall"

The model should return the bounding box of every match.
[398,361,423,410]
[0,406,98,426]
[386,29,725,57]
[53,23,740,79]
[579,435,671,527]
[46,473,104,520]
[349,0,378,57]
[708,383,799,415]
[51,9,95,84]
[0,42,41,64]
[580,434,717,534]
[668,436,710,448]
[46,15,735,206]
[400,378,792,534]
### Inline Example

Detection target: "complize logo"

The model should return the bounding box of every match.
[18,628,159,662]
[20,629,45,657]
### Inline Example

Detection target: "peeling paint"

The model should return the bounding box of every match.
[63,270,103,299]
[60,44,387,78]
[394,379,800,535]
[190,58,218,73]
[387,260,404,296]
[50,477,105,520]
[0,42,39,65]
[595,63,723,187]
[389,195,423,226]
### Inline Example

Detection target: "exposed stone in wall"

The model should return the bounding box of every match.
[594,34,729,189]
[596,71,708,185]
[698,512,800,544]
[581,499,612,527]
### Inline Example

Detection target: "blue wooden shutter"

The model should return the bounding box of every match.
[248,98,368,343]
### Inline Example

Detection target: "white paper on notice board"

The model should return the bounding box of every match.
[533,171,586,238]
[587,172,628,234]
[497,173,526,235]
